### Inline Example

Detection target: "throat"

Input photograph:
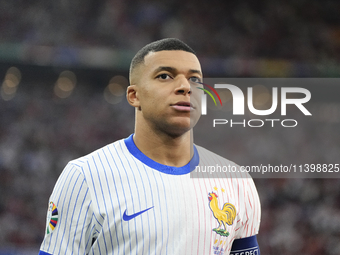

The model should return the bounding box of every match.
[133,131,193,167]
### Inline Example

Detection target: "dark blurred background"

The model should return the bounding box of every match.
[0,0,340,254]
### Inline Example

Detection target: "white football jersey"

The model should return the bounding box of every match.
[39,134,261,255]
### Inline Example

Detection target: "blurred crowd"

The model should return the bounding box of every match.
[1,0,340,63]
[0,83,134,252]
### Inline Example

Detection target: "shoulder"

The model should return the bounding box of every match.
[195,145,237,165]
[67,137,128,175]
[194,144,252,179]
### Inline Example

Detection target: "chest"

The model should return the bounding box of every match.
[91,167,245,254]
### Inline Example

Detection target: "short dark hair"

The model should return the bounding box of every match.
[129,38,196,78]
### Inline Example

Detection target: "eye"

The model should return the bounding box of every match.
[156,73,172,80]
[189,76,202,83]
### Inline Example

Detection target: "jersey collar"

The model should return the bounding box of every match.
[124,134,199,175]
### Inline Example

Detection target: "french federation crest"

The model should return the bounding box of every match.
[208,192,236,237]
[46,202,58,234]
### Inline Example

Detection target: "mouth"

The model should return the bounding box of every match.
[170,101,194,112]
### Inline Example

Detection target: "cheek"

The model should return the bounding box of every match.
[191,91,202,108]
[139,90,159,110]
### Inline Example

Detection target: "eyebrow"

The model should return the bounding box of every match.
[153,66,202,76]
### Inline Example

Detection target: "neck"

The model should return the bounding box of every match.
[133,124,194,168]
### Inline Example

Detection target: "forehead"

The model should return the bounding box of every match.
[143,50,201,74]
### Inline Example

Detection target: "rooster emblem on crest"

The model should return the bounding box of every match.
[208,192,236,237]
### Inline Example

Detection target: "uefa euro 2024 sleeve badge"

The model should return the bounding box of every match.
[46,202,59,234]
[208,192,236,237]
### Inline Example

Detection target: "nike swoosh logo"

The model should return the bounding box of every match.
[123,206,154,221]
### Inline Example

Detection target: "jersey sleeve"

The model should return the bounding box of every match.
[237,177,261,238]
[228,178,261,254]
[39,163,97,255]
[230,235,260,254]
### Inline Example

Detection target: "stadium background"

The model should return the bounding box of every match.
[0,0,340,254]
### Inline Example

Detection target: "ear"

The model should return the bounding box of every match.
[126,85,140,108]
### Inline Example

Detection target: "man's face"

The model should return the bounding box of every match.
[133,50,203,137]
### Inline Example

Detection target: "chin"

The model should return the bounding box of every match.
[161,121,192,138]
[167,128,191,138]
[172,116,201,134]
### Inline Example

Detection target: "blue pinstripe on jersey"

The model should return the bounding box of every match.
[141,163,157,252]
[103,145,125,253]
[118,141,144,255]
[91,212,103,229]
[87,159,108,253]
[112,142,135,254]
[77,199,91,255]
[129,149,151,254]
[92,154,110,254]
[95,235,101,255]
[43,164,73,252]
[117,141,140,253]
[110,144,131,254]
[158,172,169,255]
[150,165,164,252]
[98,149,118,252]
[87,160,105,221]
[72,188,88,252]
[52,167,78,254]
[85,223,95,250]
[66,179,85,254]
[59,172,82,255]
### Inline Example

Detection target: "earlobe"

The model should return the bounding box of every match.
[126,85,140,108]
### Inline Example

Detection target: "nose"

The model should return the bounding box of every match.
[175,76,191,95]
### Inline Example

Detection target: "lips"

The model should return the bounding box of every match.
[171,101,194,111]
[174,101,192,107]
